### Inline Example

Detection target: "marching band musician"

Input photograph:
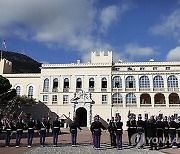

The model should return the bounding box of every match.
[15,116,26,148]
[27,116,36,148]
[115,116,123,150]
[39,116,48,147]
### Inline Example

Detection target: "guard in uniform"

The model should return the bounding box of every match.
[126,114,133,146]
[136,114,145,149]
[177,116,180,144]
[15,116,26,148]
[163,116,170,147]
[90,116,97,148]
[69,117,82,146]
[115,116,123,150]
[90,115,104,150]
[146,116,157,150]
[144,114,149,145]
[0,119,3,136]
[108,117,116,147]
[169,115,177,148]
[156,116,164,148]
[4,117,15,147]
[27,116,36,148]
[52,116,61,146]
[39,117,48,147]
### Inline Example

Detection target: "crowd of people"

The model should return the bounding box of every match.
[0,113,180,151]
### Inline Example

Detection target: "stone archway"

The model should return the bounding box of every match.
[140,93,151,104]
[169,93,180,104]
[76,107,87,127]
[154,93,165,104]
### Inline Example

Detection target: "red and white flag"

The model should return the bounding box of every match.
[2,38,6,49]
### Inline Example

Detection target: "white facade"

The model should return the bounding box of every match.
[1,51,180,128]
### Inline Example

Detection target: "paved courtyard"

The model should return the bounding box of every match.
[0,128,179,154]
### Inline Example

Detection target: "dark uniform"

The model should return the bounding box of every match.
[136,116,145,148]
[115,117,123,149]
[144,118,149,145]
[156,118,164,147]
[52,117,61,146]
[163,117,170,147]
[4,119,15,147]
[0,120,3,135]
[108,118,116,147]
[90,117,104,149]
[15,118,26,147]
[69,119,82,146]
[177,117,180,144]
[39,118,48,146]
[146,117,157,150]
[27,117,36,147]
[169,117,177,148]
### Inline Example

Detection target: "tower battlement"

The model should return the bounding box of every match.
[91,51,112,63]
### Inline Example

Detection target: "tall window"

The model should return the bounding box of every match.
[43,95,48,102]
[52,95,57,103]
[28,86,33,98]
[16,86,21,96]
[53,78,58,89]
[64,78,69,88]
[102,77,107,88]
[126,76,135,88]
[126,93,136,104]
[76,78,82,88]
[112,93,122,104]
[112,76,122,88]
[167,75,178,88]
[43,78,49,91]
[139,76,150,88]
[63,95,68,104]
[153,75,164,88]
[102,95,107,104]
[89,78,94,88]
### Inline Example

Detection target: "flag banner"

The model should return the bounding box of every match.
[2,38,6,49]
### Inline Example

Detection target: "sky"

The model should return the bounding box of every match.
[0,0,180,64]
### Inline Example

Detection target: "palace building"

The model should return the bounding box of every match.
[1,51,180,128]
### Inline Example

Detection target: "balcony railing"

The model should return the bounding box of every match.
[112,88,122,92]
[168,88,179,91]
[153,88,165,91]
[140,104,152,107]
[63,88,69,92]
[125,88,136,92]
[43,88,49,92]
[101,88,107,92]
[52,88,58,92]
[139,88,150,91]
[89,88,95,92]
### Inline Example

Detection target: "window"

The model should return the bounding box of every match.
[126,76,135,88]
[127,67,133,71]
[43,95,48,102]
[63,95,68,104]
[153,75,164,88]
[89,78,94,88]
[112,93,122,104]
[76,78,82,88]
[140,67,145,71]
[102,95,107,104]
[139,76,150,88]
[53,78,58,89]
[16,86,21,96]
[28,86,33,98]
[112,76,122,88]
[167,75,178,88]
[102,77,107,88]
[43,78,49,91]
[153,67,157,70]
[126,93,136,104]
[52,95,57,103]
[166,67,170,71]
[64,78,69,88]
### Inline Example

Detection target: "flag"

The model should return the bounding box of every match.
[2,38,6,49]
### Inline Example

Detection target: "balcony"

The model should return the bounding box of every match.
[112,88,122,92]
[153,88,165,91]
[89,88,95,92]
[168,88,179,92]
[52,88,58,92]
[63,88,69,92]
[43,88,49,92]
[139,88,150,92]
[169,103,180,107]
[140,104,152,107]
[126,103,137,107]
[101,88,107,92]
[125,88,136,92]
[154,103,166,107]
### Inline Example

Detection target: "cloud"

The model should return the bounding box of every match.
[166,46,180,61]
[150,8,180,43]
[123,43,158,59]
[99,0,135,33]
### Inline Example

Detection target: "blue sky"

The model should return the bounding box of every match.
[0,0,180,64]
